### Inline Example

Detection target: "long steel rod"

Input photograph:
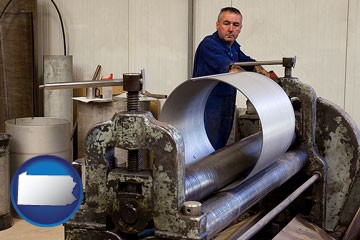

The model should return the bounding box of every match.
[202,150,308,239]
[39,79,123,90]
[236,173,320,240]
[232,60,283,67]
[185,133,262,201]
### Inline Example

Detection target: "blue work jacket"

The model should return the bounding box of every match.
[192,32,255,149]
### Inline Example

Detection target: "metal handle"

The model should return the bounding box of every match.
[232,57,296,68]
[231,57,296,78]
[39,79,123,90]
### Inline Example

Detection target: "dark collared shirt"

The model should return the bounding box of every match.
[193,32,255,77]
[192,32,255,149]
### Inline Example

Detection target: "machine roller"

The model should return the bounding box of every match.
[64,58,360,239]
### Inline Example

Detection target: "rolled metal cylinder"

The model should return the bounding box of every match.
[185,133,262,201]
[160,72,295,179]
[44,55,73,125]
[5,117,71,178]
[202,150,308,239]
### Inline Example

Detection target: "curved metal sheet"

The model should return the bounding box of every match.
[159,72,295,178]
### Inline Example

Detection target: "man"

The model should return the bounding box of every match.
[193,7,269,150]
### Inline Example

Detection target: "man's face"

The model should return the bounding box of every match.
[216,11,242,46]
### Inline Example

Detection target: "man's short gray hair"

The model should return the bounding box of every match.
[218,7,242,21]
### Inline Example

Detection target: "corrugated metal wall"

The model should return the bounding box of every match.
[38,0,360,127]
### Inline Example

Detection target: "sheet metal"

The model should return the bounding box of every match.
[160,72,295,178]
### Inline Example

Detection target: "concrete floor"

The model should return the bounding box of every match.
[0,218,63,240]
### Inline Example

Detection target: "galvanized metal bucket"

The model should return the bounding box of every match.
[5,117,71,178]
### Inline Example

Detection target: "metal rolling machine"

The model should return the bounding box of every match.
[63,58,360,239]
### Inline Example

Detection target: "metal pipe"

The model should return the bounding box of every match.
[185,133,262,201]
[232,60,283,67]
[39,79,123,90]
[232,57,296,69]
[236,173,320,240]
[92,65,101,80]
[202,150,308,239]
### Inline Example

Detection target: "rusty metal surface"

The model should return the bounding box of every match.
[107,169,153,233]
[281,77,360,232]
[76,98,150,159]
[280,77,328,227]
[66,73,360,239]
[65,228,123,240]
[66,111,208,239]
[315,97,360,231]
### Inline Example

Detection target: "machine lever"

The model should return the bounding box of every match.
[231,57,296,68]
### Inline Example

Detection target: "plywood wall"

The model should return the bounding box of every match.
[38,0,360,127]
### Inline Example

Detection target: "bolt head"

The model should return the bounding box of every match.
[123,73,142,92]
